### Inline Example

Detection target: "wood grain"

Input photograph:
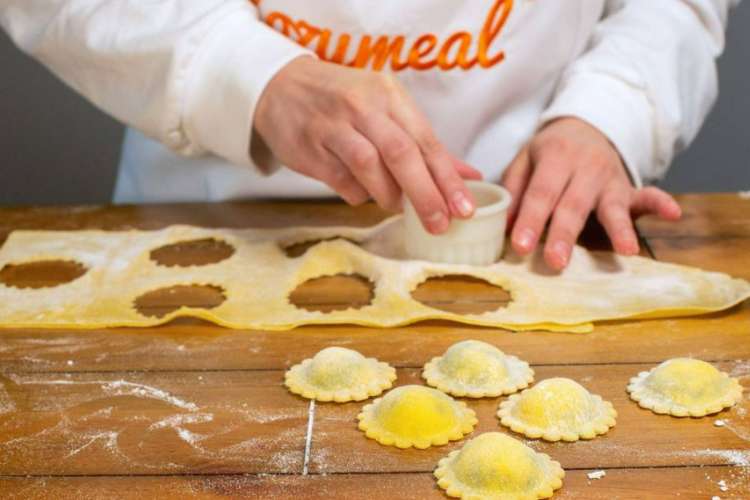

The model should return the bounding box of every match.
[1,364,747,476]
[648,237,750,280]
[637,193,750,239]
[310,365,750,473]
[0,371,307,475]
[0,303,748,372]
[0,466,747,500]
[0,196,749,499]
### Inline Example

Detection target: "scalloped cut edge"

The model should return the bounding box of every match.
[434,444,565,499]
[497,389,617,442]
[422,352,535,398]
[356,392,478,449]
[284,357,397,403]
[626,368,743,418]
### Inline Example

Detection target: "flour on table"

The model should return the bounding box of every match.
[587,470,606,480]
[0,383,15,414]
[148,413,214,430]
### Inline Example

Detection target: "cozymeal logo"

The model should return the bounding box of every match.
[249,0,513,71]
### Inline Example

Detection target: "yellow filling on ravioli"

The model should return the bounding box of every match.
[498,378,617,442]
[435,432,564,499]
[357,385,477,449]
[627,358,743,417]
[423,340,534,398]
[284,347,396,402]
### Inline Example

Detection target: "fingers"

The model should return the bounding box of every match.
[319,154,372,207]
[500,147,532,227]
[597,185,640,255]
[510,155,571,256]
[323,126,401,211]
[544,172,602,270]
[389,104,476,220]
[631,187,682,220]
[454,159,483,180]
[357,113,452,234]
[419,132,476,219]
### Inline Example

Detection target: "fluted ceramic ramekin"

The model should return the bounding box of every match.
[403,181,511,265]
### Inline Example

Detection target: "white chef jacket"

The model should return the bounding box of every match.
[0,1,736,203]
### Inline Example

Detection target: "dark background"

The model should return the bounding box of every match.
[1,5,748,206]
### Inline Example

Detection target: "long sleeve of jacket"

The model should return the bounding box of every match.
[540,0,737,186]
[0,0,310,170]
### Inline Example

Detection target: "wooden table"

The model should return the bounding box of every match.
[0,194,748,499]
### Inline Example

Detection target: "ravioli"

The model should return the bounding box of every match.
[0,217,749,332]
[423,340,534,398]
[357,385,477,449]
[435,431,564,499]
[627,358,743,417]
[284,347,396,402]
[497,378,616,442]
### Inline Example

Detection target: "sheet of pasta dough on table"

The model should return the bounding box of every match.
[0,217,748,332]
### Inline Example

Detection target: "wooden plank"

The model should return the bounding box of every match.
[1,302,748,372]
[0,466,747,500]
[637,193,750,239]
[648,237,750,280]
[0,202,390,232]
[310,364,750,473]
[0,371,307,475]
[1,364,747,477]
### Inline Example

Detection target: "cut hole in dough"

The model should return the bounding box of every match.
[357,384,477,449]
[411,275,511,314]
[282,237,358,258]
[498,377,617,442]
[289,274,374,313]
[627,358,743,417]
[423,340,533,398]
[0,260,87,289]
[134,284,226,318]
[149,238,235,267]
[435,432,564,499]
[285,346,396,402]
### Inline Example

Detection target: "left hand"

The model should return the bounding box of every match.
[501,117,682,270]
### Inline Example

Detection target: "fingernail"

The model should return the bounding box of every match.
[552,241,571,266]
[515,228,536,251]
[427,212,450,234]
[452,192,475,218]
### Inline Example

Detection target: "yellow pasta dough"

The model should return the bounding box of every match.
[435,432,565,499]
[497,378,616,442]
[284,347,396,402]
[357,385,477,449]
[423,340,534,398]
[0,217,748,332]
[627,358,743,417]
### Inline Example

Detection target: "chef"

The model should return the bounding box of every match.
[0,0,736,269]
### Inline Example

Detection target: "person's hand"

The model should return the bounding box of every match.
[501,117,682,270]
[254,56,482,234]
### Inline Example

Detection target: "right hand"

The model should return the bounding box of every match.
[253,56,482,234]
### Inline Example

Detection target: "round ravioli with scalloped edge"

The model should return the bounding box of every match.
[498,377,617,442]
[435,431,564,499]
[357,385,477,449]
[284,347,396,402]
[423,340,534,398]
[627,358,742,417]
